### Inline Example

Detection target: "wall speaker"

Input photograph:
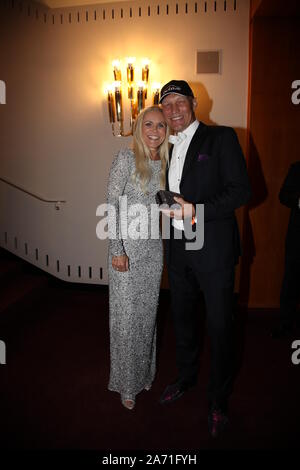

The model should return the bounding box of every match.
[196,50,221,74]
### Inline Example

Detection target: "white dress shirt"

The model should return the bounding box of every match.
[168,119,199,230]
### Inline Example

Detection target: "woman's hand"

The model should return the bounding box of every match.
[112,255,129,272]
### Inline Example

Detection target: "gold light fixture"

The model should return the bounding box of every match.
[105,58,161,137]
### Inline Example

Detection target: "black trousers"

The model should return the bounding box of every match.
[280,255,300,327]
[167,236,235,409]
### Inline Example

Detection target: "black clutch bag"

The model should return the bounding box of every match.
[155,190,182,206]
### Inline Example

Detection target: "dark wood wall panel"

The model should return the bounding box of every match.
[240,16,300,307]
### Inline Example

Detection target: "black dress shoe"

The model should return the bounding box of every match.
[271,323,293,339]
[159,380,193,405]
[208,407,228,438]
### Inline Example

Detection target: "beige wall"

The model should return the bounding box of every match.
[0,0,250,284]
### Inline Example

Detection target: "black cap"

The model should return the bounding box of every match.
[159,80,194,104]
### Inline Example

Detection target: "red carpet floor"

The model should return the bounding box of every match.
[0,249,299,459]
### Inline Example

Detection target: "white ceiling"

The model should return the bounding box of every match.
[37,0,132,7]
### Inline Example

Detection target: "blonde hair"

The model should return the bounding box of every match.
[132,106,169,193]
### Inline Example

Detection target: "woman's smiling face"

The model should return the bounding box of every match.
[141,109,167,154]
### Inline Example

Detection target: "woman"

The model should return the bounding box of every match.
[107,106,169,410]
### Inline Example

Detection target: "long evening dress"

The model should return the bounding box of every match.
[107,148,163,401]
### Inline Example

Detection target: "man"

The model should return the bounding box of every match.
[158,80,251,437]
[272,161,300,339]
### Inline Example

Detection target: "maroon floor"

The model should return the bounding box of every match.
[0,249,299,457]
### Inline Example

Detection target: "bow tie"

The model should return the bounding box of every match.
[169,132,187,145]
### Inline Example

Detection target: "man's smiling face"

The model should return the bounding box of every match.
[161,94,197,133]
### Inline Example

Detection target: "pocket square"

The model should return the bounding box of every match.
[197,153,209,162]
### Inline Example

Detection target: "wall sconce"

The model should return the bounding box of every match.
[105,58,161,137]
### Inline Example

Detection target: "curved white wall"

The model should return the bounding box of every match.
[0,0,249,284]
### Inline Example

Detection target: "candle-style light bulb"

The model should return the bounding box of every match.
[106,85,116,123]
[141,58,150,83]
[137,81,145,114]
[128,84,134,100]
[141,59,150,99]
[126,57,135,84]
[112,60,121,81]
[114,81,123,122]
[151,82,161,105]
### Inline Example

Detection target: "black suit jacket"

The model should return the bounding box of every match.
[279,161,300,261]
[165,122,251,272]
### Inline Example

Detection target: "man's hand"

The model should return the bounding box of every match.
[112,255,129,272]
[160,196,195,220]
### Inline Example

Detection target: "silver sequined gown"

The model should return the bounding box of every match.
[107,148,163,400]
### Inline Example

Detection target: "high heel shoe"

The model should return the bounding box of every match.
[121,397,135,410]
